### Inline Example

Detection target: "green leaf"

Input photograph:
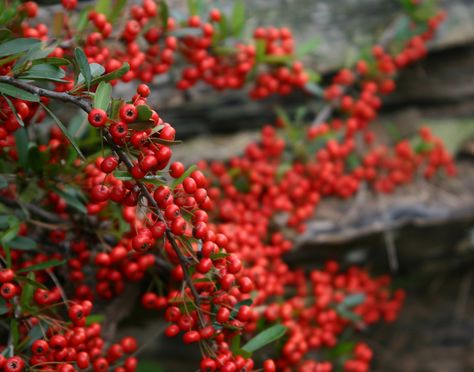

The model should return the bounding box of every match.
[109,0,128,22]
[85,314,105,325]
[32,57,70,67]
[136,105,153,121]
[72,63,129,92]
[170,28,202,38]
[2,94,25,127]
[19,64,67,83]
[231,0,245,37]
[77,63,105,85]
[0,29,12,43]
[12,42,58,73]
[0,216,19,243]
[95,0,111,16]
[74,48,91,89]
[24,323,48,348]
[187,0,203,16]
[171,164,197,189]
[8,236,37,251]
[0,176,7,190]
[53,186,87,214]
[110,98,125,120]
[94,81,112,111]
[231,334,252,359]
[20,272,36,308]
[209,252,229,260]
[0,6,16,26]
[76,5,93,33]
[304,82,323,97]
[341,293,366,308]
[242,324,287,353]
[0,38,41,58]
[40,103,86,160]
[159,0,169,29]
[0,297,8,315]
[296,36,320,57]
[10,319,19,347]
[14,128,28,168]
[215,13,229,42]
[0,83,39,102]
[15,275,47,290]
[27,144,43,173]
[255,39,266,63]
[113,170,133,181]
[17,259,65,274]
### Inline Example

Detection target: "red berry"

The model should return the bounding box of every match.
[32,340,49,356]
[137,84,150,97]
[88,108,107,127]
[183,330,200,344]
[119,104,138,123]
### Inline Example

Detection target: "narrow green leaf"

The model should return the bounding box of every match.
[2,94,25,127]
[17,259,65,274]
[40,103,86,160]
[94,81,112,111]
[296,36,320,57]
[8,236,37,251]
[95,0,111,16]
[231,335,252,358]
[170,28,202,38]
[74,48,91,89]
[20,272,35,308]
[72,63,129,92]
[27,144,43,173]
[76,5,93,33]
[0,298,8,315]
[171,164,197,189]
[12,42,58,73]
[85,314,105,325]
[341,293,366,308]
[19,64,67,83]
[231,0,245,37]
[14,128,28,168]
[255,39,266,63]
[187,0,203,16]
[0,38,40,58]
[10,319,19,347]
[53,186,87,214]
[159,0,169,29]
[0,83,39,102]
[109,0,128,22]
[32,57,71,67]
[242,324,287,353]
[113,170,133,181]
[25,323,48,348]
[0,29,12,42]
[110,98,125,120]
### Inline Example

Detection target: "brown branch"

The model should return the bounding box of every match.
[0,194,64,224]
[0,77,206,328]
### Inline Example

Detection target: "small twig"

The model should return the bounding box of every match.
[0,195,64,224]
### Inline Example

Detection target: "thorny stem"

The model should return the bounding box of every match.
[0,75,207,328]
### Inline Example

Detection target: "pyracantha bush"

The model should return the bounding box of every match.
[0,0,452,371]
